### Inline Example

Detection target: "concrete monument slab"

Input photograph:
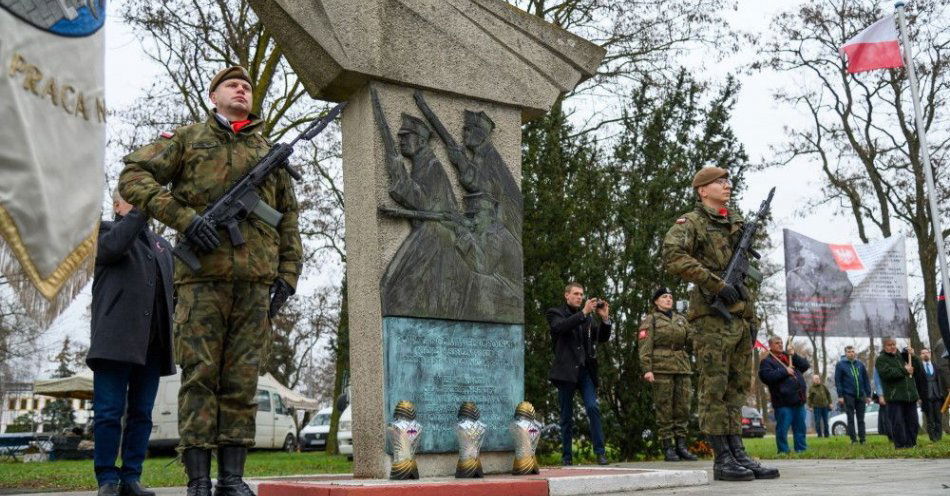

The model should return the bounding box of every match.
[249,0,605,120]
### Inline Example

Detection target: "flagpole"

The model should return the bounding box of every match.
[895,1,950,341]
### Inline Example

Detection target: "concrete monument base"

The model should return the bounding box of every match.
[257,467,709,496]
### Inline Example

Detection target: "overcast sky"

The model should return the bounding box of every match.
[35,0,929,377]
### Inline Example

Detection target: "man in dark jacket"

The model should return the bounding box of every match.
[758,336,810,454]
[88,191,175,496]
[933,339,950,435]
[833,345,872,444]
[940,287,949,367]
[547,282,611,466]
[914,348,945,441]
[876,337,922,448]
[939,286,950,434]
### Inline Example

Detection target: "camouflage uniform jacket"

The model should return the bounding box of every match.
[119,113,302,288]
[638,310,692,374]
[662,201,755,321]
[806,383,832,408]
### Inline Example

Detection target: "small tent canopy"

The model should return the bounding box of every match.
[258,373,319,411]
[33,373,94,400]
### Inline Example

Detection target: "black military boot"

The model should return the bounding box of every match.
[662,439,680,461]
[727,434,779,479]
[183,448,212,496]
[675,437,698,461]
[214,446,256,496]
[709,435,754,481]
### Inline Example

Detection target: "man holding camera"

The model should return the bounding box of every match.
[547,282,612,466]
[663,167,778,482]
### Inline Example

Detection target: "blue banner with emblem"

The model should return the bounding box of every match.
[0,0,106,325]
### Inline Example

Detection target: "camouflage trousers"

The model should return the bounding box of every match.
[692,316,751,436]
[174,282,270,449]
[652,373,691,440]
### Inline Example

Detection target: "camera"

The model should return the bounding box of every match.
[593,299,606,309]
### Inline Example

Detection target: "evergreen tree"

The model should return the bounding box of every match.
[522,70,752,460]
[522,102,607,449]
[42,338,77,433]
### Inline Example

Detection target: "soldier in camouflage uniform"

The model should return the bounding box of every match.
[638,287,697,462]
[119,66,302,496]
[662,167,778,482]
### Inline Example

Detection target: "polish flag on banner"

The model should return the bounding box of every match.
[839,15,904,74]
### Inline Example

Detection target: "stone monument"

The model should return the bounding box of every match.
[250,0,604,479]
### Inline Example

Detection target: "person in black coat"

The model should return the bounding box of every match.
[758,336,810,454]
[546,282,612,466]
[88,191,175,496]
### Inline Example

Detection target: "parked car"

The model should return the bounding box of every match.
[741,406,767,438]
[337,405,352,458]
[299,407,332,451]
[149,373,297,451]
[829,402,924,437]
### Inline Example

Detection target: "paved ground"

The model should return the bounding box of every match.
[8,459,950,495]
[617,458,950,495]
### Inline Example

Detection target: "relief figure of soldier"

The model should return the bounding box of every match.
[373,88,523,324]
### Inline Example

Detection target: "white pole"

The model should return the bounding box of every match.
[895,1,950,343]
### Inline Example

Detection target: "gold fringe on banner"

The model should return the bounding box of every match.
[0,205,98,328]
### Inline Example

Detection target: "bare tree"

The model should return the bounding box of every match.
[0,274,43,364]
[116,0,345,263]
[510,0,741,135]
[757,0,950,347]
[263,289,339,442]
[264,290,339,391]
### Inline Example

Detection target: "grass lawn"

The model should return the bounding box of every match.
[3,436,948,492]
[0,450,352,492]
[742,433,950,460]
[538,433,950,466]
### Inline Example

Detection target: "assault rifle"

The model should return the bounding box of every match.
[709,187,776,322]
[174,101,347,271]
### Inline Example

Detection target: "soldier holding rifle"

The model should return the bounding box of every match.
[119,66,304,496]
[662,167,778,482]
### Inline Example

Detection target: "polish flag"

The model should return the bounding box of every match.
[839,15,904,74]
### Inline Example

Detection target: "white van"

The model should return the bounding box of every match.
[336,405,352,456]
[149,373,297,451]
[298,406,332,451]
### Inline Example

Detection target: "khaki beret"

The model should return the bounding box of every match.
[691,167,729,188]
[209,66,252,93]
